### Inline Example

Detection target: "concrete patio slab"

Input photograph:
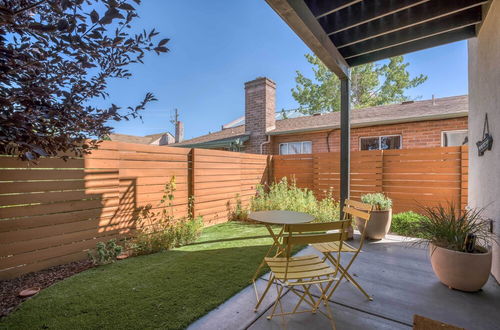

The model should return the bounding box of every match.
[247,290,408,330]
[188,234,500,330]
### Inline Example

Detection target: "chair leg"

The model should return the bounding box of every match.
[325,253,372,301]
[255,274,275,311]
[267,283,284,320]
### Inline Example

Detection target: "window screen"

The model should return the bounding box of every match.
[302,141,312,154]
[279,141,312,155]
[360,136,401,150]
[288,142,302,154]
[380,136,401,150]
[360,137,380,150]
[279,143,288,155]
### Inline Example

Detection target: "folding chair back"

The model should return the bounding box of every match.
[342,199,372,244]
[281,220,351,281]
[285,221,351,246]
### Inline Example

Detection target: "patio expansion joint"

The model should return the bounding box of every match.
[295,286,413,328]
[243,288,292,330]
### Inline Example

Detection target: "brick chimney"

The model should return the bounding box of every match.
[244,77,276,154]
[175,121,184,143]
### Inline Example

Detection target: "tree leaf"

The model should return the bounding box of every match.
[158,38,169,46]
[90,9,99,24]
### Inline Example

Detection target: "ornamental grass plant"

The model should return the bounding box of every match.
[413,203,496,253]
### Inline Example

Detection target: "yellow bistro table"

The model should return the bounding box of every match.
[249,210,315,311]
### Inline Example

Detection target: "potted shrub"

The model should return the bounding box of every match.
[356,193,393,239]
[413,204,495,292]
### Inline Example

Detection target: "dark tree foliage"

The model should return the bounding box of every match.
[0,0,169,160]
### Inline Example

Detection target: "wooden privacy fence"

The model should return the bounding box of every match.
[273,146,468,213]
[0,141,269,279]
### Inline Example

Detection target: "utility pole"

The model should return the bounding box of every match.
[170,108,179,129]
[170,108,184,143]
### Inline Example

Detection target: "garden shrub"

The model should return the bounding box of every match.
[361,193,392,211]
[88,239,123,265]
[128,177,203,255]
[247,178,339,222]
[229,194,250,221]
[391,211,427,237]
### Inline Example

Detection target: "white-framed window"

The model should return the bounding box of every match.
[442,130,468,147]
[359,135,402,150]
[279,141,312,155]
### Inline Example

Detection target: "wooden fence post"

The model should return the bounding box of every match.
[380,150,385,195]
[267,155,273,187]
[188,148,195,218]
[312,153,319,197]
[460,145,468,210]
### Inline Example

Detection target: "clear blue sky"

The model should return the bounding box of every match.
[105,1,469,140]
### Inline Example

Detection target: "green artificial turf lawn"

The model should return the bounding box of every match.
[1,222,293,330]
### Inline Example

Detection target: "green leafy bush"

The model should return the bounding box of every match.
[249,178,339,222]
[391,211,427,238]
[128,177,203,256]
[88,239,123,265]
[361,193,392,211]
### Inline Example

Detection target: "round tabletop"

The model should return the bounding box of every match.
[248,210,315,225]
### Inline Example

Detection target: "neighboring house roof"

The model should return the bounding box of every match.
[271,95,468,135]
[108,133,154,145]
[174,125,247,146]
[174,95,468,147]
[145,132,174,141]
[109,132,174,145]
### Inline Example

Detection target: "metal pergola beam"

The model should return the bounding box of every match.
[318,0,430,35]
[332,0,487,49]
[307,0,363,19]
[347,26,476,66]
[265,0,349,78]
[340,75,350,215]
[340,7,482,59]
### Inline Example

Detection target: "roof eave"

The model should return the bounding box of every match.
[170,134,250,149]
[268,111,468,136]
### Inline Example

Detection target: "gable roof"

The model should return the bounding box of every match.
[145,132,174,140]
[109,132,173,145]
[174,125,247,146]
[174,95,468,147]
[108,133,154,145]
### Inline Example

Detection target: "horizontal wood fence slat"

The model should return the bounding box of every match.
[273,146,468,214]
[0,144,468,279]
[0,142,268,279]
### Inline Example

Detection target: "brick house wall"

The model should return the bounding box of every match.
[271,116,468,154]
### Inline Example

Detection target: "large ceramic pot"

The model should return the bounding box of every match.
[429,243,492,292]
[355,209,392,240]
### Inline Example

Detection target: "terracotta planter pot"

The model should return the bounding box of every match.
[355,209,392,240]
[429,243,492,292]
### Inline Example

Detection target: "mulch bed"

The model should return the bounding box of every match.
[0,260,94,318]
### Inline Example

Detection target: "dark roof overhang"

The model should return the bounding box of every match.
[171,135,250,149]
[266,0,491,75]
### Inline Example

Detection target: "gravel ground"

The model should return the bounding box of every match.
[0,260,94,318]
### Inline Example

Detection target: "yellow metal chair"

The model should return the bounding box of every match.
[312,199,373,301]
[262,220,351,328]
